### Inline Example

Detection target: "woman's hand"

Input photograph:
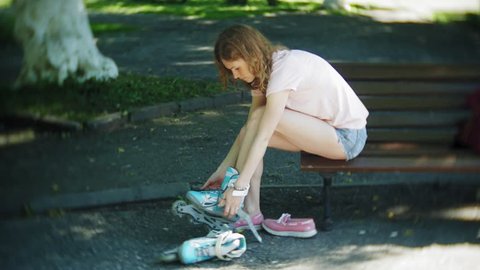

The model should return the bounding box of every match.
[201,169,225,190]
[218,188,243,219]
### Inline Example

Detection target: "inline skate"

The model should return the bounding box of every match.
[171,167,262,242]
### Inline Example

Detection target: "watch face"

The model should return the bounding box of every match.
[232,189,248,197]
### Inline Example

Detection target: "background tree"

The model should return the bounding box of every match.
[226,0,277,7]
[323,0,351,11]
[13,0,118,87]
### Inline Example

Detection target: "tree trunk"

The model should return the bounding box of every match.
[13,0,118,87]
[323,0,351,11]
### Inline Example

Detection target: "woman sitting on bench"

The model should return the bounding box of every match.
[201,24,369,236]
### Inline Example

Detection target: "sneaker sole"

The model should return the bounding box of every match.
[186,192,226,218]
[235,224,263,231]
[262,223,318,238]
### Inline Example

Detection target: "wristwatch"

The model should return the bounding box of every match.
[229,183,250,197]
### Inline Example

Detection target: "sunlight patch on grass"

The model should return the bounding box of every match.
[85,0,323,19]
[0,0,12,8]
[90,23,139,35]
[433,11,480,25]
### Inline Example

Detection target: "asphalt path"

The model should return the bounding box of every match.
[1,3,480,269]
[1,184,479,269]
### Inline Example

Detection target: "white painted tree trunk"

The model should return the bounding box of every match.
[13,0,118,87]
[324,0,351,11]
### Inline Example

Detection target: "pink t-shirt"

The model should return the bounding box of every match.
[252,50,368,129]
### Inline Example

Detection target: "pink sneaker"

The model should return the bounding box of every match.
[233,213,264,231]
[262,213,317,238]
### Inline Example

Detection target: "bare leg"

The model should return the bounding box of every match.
[234,107,346,217]
[241,107,345,159]
[234,107,265,216]
[234,108,309,216]
[242,159,263,215]
[274,109,346,159]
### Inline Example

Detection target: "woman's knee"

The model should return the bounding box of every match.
[275,110,292,134]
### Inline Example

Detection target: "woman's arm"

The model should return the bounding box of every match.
[201,93,266,189]
[222,90,290,217]
[219,94,266,169]
[237,91,289,186]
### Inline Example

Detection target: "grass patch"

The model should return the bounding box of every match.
[433,11,480,29]
[84,0,323,19]
[0,9,14,45]
[91,22,139,35]
[0,73,228,122]
[0,14,138,45]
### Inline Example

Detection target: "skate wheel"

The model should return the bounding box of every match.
[171,200,187,217]
[157,248,178,263]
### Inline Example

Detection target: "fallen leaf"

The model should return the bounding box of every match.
[403,229,414,237]
[51,183,60,193]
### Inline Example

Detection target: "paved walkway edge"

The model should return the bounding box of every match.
[86,91,246,131]
[4,91,248,133]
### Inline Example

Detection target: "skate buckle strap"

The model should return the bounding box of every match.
[237,209,263,243]
[214,231,246,261]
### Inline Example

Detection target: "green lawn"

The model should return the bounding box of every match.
[0,74,228,122]
[84,0,324,19]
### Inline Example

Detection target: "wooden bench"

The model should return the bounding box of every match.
[300,63,480,230]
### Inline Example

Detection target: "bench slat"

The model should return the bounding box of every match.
[332,62,480,80]
[351,81,480,96]
[360,96,466,110]
[362,142,456,156]
[367,128,457,143]
[367,111,469,127]
[301,152,480,173]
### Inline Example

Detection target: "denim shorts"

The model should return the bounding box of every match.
[335,127,367,161]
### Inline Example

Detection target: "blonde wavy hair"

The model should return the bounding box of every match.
[214,24,281,94]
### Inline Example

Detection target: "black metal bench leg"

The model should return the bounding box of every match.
[321,174,334,231]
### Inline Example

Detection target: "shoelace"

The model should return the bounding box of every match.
[276,213,291,224]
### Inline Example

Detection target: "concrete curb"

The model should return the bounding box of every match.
[129,102,179,122]
[27,182,190,214]
[5,91,247,133]
[86,91,247,131]
[85,112,128,132]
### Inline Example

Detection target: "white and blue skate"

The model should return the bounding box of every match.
[157,230,247,264]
